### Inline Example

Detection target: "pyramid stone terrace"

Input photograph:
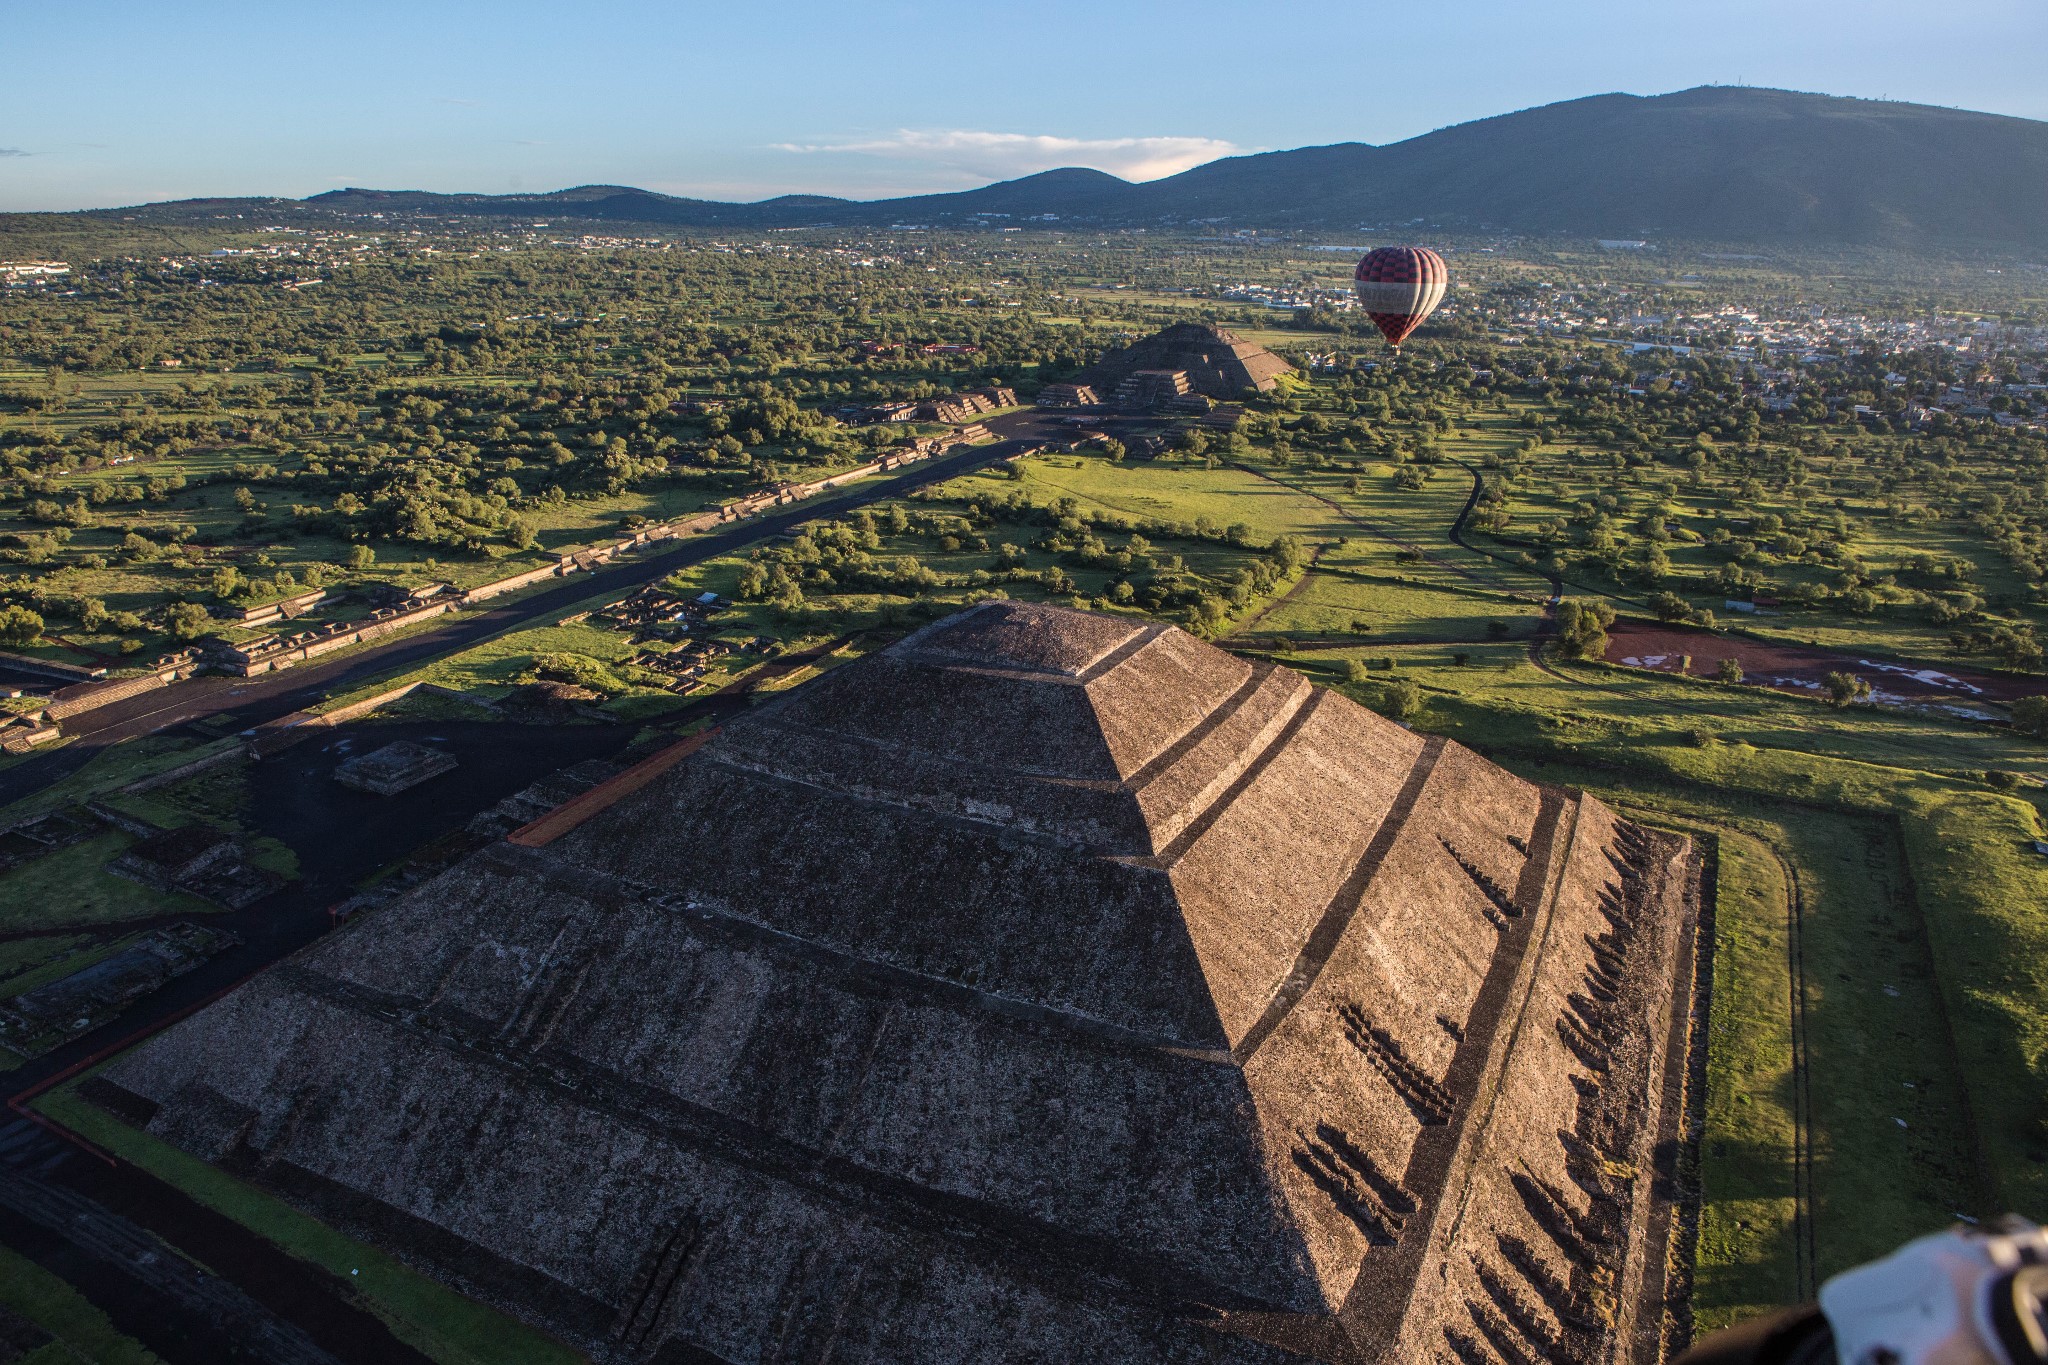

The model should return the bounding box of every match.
[102,601,1700,1364]
[332,740,458,797]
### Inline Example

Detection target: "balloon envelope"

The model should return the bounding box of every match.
[1354,246,1448,347]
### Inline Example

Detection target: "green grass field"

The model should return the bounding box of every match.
[1452,753,2004,1326]
[1005,456,1344,543]
[0,830,209,934]
[39,1083,582,1365]
[0,1241,164,1364]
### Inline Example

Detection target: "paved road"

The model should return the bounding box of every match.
[0,410,1096,811]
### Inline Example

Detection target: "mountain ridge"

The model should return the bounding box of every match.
[84,87,2048,250]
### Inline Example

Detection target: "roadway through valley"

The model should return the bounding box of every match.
[0,411,1133,1363]
[0,409,1100,811]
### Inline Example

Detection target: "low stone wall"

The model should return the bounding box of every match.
[228,586,333,625]
[0,649,103,684]
[462,562,566,606]
[45,672,169,722]
[247,679,467,757]
[120,745,246,795]
[0,723,62,754]
[227,599,456,677]
[315,682,423,727]
[82,800,159,838]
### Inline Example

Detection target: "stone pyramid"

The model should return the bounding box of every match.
[100,602,1699,1364]
[1084,322,1294,397]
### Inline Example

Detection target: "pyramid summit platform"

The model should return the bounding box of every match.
[100,601,1701,1364]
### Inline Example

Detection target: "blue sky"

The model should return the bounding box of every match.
[6,0,2046,211]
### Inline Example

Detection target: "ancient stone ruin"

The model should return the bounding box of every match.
[1084,321,1295,398]
[331,740,458,797]
[100,601,1700,1364]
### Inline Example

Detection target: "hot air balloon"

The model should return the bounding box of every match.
[1354,246,1448,348]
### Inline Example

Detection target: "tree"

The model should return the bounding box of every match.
[1267,535,1307,576]
[2011,694,2048,738]
[345,544,376,572]
[1555,598,1616,660]
[1992,624,2045,673]
[165,602,213,641]
[1344,658,1370,685]
[1823,671,1870,707]
[0,605,44,646]
[1378,678,1423,721]
[1648,591,1690,624]
[1715,657,1744,684]
[210,566,246,600]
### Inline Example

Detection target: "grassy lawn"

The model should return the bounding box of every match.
[310,592,698,724]
[384,615,648,696]
[1475,757,1987,1316]
[0,736,246,826]
[39,1083,582,1365]
[1467,418,2048,677]
[0,932,139,1003]
[98,762,302,885]
[1298,645,2048,785]
[0,935,95,995]
[1690,828,1800,1331]
[1005,456,1346,544]
[1248,556,1539,642]
[0,831,210,935]
[0,1242,164,1364]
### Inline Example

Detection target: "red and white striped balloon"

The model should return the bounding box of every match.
[1354,246,1448,348]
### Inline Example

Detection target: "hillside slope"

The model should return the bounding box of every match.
[92,87,2048,249]
[1129,87,2048,246]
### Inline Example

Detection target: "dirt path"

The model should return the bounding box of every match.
[1228,462,1504,591]
[1763,845,1819,1300]
[1444,457,1563,599]
[1223,548,1325,639]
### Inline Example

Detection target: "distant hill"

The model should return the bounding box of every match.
[1123,87,2048,247]
[96,88,2048,250]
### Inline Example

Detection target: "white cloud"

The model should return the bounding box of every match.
[772,129,1240,183]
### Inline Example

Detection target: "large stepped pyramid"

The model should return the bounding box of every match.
[1084,321,1294,399]
[97,601,1701,1363]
